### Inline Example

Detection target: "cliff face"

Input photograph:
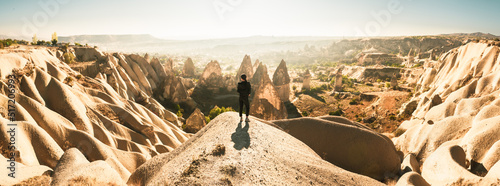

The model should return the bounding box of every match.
[394,41,500,185]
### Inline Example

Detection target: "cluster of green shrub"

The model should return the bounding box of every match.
[301,84,331,94]
[330,75,356,89]
[63,52,76,64]
[349,97,359,105]
[206,106,235,123]
[329,108,343,116]
[382,61,404,68]
[175,104,184,117]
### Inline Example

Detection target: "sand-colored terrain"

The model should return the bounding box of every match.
[0,46,189,185]
[394,41,500,185]
[128,112,385,185]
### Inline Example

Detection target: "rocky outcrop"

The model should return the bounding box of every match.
[236,55,254,81]
[393,42,500,185]
[51,148,125,185]
[334,68,343,92]
[182,57,195,77]
[127,112,384,185]
[150,57,168,80]
[161,74,189,104]
[302,69,311,91]
[253,59,260,72]
[198,60,223,91]
[390,74,398,89]
[272,116,401,180]
[0,46,190,185]
[73,47,105,62]
[250,68,287,120]
[250,61,267,95]
[272,59,291,102]
[164,58,174,74]
[183,108,206,133]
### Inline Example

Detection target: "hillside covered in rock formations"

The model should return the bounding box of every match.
[0,46,191,185]
[1,38,500,185]
[394,40,500,185]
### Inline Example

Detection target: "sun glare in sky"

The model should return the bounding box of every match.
[0,0,499,40]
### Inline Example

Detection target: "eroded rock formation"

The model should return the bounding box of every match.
[272,59,291,102]
[182,57,195,77]
[393,42,500,185]
[0,47,189,185]
[303,69,311,91]
[250,67,287,120]
[236,55,254,81]
[183,108,206,133]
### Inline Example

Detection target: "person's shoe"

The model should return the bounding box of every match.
[245,117,250,122]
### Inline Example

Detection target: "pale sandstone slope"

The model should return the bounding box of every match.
[128,112,384,185]
[0,47,189,185]
[394,41,500,185]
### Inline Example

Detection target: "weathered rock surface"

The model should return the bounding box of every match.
[394,42,500,185]
[272,59,291,102]
[127,112,384,185]
[250,66,287,120]
[183,108,206,133]
[182,57,195,77]
[236,55,254,81]
[73,47,105,62]
[272,116,401,180]
[0,46,189,185]
[302,69,311,90]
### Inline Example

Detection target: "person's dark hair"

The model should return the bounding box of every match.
[241,74,247,81]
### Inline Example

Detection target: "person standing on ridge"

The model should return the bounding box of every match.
[237,74,251,122]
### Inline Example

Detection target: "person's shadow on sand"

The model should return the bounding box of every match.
[231,121,250,150]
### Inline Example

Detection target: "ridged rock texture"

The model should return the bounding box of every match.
[394,41,500,185]
[0,47,190,185]
[272,59,291,102]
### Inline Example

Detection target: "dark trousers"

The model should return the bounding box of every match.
[239,95,249,117]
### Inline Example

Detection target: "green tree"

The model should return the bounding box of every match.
[32,34,37,45]
[207,106,235,123]
[51,32,58,46]
[63,52,75,64]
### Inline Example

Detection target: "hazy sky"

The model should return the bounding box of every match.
[0,0,499,40]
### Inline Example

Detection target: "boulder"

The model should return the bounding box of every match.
[184,108,206,133]
[51,148,125,185]
[73,47,105,62]
[421,143,482,185]
[272,116,401,180]
[401,154,419,174]
[395,172,430,186]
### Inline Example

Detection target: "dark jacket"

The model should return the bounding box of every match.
[237,81,251,96]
